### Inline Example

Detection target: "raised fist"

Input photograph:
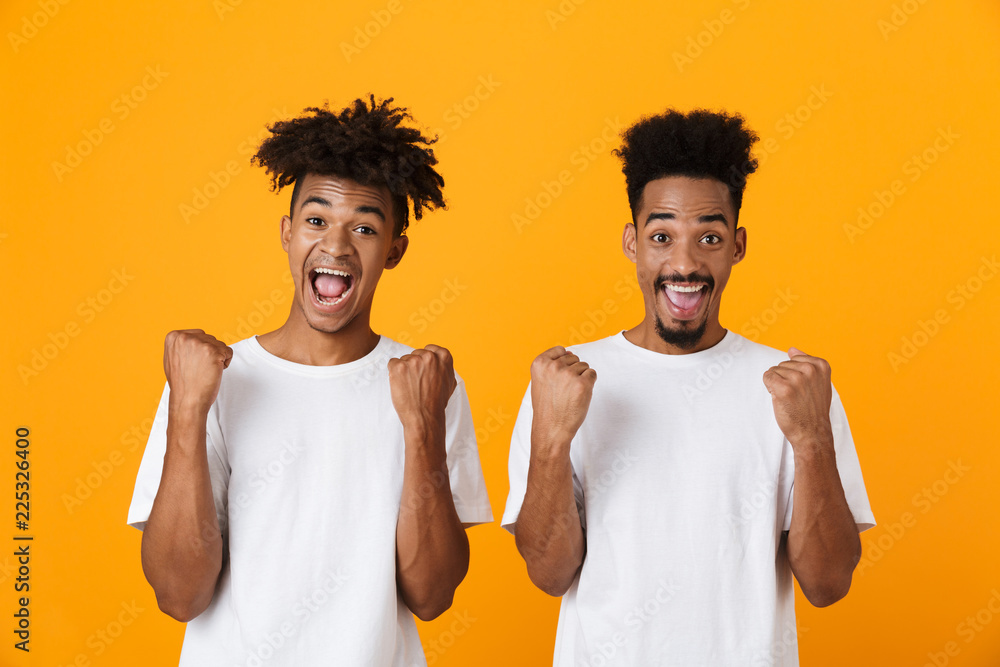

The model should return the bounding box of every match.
[163,329,233,411]
[530,346,597,445]
[762,347,834,449]
[388,344,457,429]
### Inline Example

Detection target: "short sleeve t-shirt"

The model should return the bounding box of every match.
[502,331,875,667]
[128,335,493,667]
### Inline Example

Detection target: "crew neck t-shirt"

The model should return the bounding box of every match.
[502,330,875,667]
[128,335,493,667]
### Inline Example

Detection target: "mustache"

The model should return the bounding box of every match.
[654,272,715,291]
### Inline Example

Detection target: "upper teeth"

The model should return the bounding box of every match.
[314,268,350,277]
[665,285,703,293]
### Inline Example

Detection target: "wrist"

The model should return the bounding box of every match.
[400,409,447,441]
[530,424,574,461]
[790,433,835,462]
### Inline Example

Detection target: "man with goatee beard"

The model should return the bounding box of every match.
[502,108,875,666]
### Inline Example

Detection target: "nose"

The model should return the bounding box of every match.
[318,223,354,258]
[669,239,702,278]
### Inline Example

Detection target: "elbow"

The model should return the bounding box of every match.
[523,560,579,597]
[409,593,455,622]
[153,590,212,622]
[803,576,852,608]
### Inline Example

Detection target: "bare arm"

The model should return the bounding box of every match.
[764,347,861,607]
[784,438,860,607]
[392,346,470,621]
[513,347,594,597]
[140,330,231,622]
[514,430,585,597]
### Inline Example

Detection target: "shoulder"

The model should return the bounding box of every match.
[565,332,625,360]
[726,332,790,368]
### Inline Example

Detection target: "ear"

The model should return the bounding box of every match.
[622,222,638,263]
[385,234,409,270]
[733,225,747,265]
[280,215,292,252]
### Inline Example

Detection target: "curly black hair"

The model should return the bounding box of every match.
[613,108,759,224]
[251,96,445,236]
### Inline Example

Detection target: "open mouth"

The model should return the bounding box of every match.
[661,283,708,318]
[309,266,355,308]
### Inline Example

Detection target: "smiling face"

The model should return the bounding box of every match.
[623,175,746,354]
[280,173,407,336]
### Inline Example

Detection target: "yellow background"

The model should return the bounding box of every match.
[3,0,999,665]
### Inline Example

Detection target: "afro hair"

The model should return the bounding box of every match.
[251,96,445,235]
[613,108,759,224]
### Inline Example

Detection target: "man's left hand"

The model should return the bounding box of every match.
[762,347,834,449]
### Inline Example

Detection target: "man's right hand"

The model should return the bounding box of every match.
[529,346,596,447]
[163,329,233,411]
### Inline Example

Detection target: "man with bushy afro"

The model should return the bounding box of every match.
[129,97,492,666]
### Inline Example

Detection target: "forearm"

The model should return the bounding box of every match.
[140,401,223,622]
[395,418,469,621]
[514,432,585,597]
[786,439,861,607]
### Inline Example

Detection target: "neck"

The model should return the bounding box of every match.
[623,314,727,355]
[257,305,380,366]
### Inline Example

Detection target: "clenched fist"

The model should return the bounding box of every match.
[163,329,233,412]
[530,346,597,446]
[388,344,457,430]
[762,347,834,449]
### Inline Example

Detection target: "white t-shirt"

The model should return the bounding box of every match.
[501,331,875,667]
[128,335,493,667]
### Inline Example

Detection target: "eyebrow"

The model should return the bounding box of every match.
[300,196,386,222]
[644,211,729,226]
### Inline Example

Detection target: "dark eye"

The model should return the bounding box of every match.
[701,234,721,244]
[306,217,325,227]
[356,225,376,235]
[651,233,669,243]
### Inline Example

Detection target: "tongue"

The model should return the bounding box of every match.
[665,287,703,310]
[315,274,349,299]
